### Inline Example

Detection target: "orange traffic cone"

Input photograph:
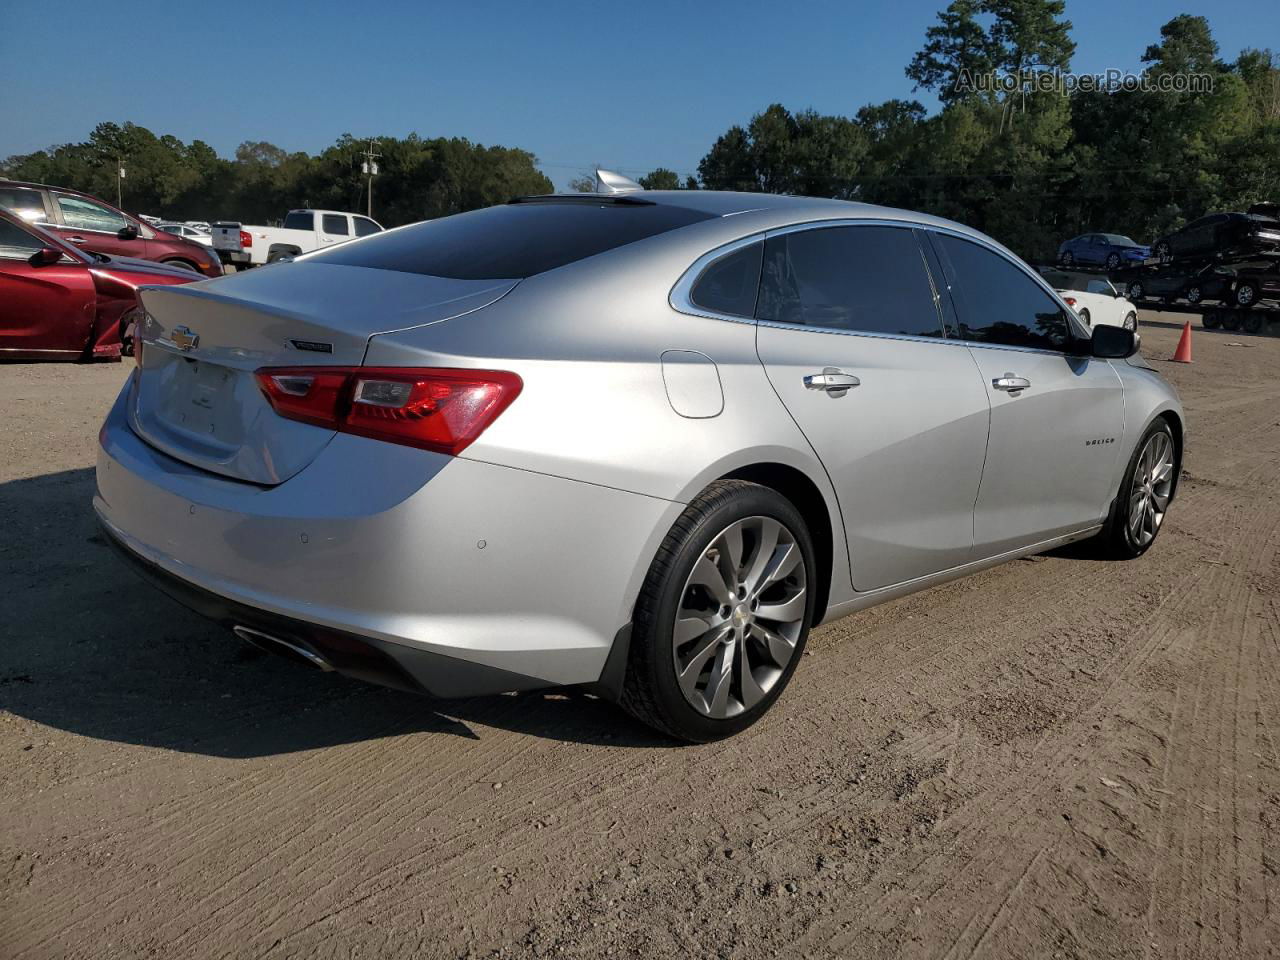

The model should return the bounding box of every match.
[1171,321,1192,363]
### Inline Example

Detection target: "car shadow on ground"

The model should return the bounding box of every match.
[0,468,671,757]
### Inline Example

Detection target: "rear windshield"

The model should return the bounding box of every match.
[283,211,314,230]
[306,199,717,279]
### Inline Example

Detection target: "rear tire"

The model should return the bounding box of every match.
[166,259,200,273]
[1202,311,1222,330]
[1123,312,1138,332]
[620,480,816,742]
[1243,311,1264,335]
[1127,280,1145,300]
[1106,253,1121,270]
[1222,311,1242,332]
[1235,280,1259,308]
[1095,419,1176,560]
[1078,308,1091,326]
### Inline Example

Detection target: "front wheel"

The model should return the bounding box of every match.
[165,259,201,273]
[1106,253,1121,270]
[1123,312,1138,332]
[1127,281,1144,300]
[620,480,816,742]
[1095,420,1176,559]
[1154,242,1172,262]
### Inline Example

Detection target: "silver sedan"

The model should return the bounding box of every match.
[95,183,1183,741]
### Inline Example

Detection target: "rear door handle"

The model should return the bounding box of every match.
[67,236,86,244]
[992,373,1031,393]
[804,368,861,394]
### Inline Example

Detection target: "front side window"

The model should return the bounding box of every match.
[322,214,349,236]
[934,233,1071,351]
[0,218,43,258]
[755,225,943,338]
[690,242,762,318]
[0,186,48,224]
[55,194,127,233]
[353,216,382,237]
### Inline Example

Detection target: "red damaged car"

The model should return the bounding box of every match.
[0,208,199,362]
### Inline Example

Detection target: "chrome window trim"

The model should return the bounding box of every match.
[668,232,767,326]
[670,215,1092,355]
[921,223,1092,355]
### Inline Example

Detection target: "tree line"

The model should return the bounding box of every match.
[3,7,1277,260]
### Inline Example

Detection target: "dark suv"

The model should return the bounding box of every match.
[0,180,222,278]
[1151,209,1280,263]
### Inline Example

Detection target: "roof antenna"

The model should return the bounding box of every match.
[595,169,644,195]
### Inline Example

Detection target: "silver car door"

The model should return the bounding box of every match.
[754,223,990,592]
[927,230,1125,556]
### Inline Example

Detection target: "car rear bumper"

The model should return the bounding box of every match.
[95,379,680,697]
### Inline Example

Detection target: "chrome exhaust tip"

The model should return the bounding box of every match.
[233,625,333,672]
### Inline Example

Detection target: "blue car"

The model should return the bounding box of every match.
[1057,233,1151,270]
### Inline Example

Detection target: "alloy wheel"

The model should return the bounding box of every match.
[1237,284,1256,306]
[1128,431,1174,548]
[672,516,807,719]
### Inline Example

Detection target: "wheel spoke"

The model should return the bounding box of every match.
[737,643,766,710]
[719,522,746,581]
[674,615,715,646]
[750,621,795,667]
[704,642,735,717]
[689,554,734,607]
[756,588,807,623]
[741,519,781,593]
[677,624,729,698]
[1151,489,1170,512]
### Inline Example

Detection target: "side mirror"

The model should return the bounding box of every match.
[1091,324,1138,359]
[117,223,139,240]
[29,246,63,266]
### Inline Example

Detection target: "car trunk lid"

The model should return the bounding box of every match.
[130,262,517,485]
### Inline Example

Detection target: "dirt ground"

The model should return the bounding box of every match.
[1,313,1278,960]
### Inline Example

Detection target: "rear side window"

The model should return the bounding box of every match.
[0,186,48,224]
[353,216,382,237]
[755,225,944,338]
[934,234,1071,351]
[283,211,314,230]
[322,214,349,236]
[307,200,716,279]
[690,242,762,318]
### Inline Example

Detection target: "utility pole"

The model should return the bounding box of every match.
[117,158,125,208]
[361,139,381,219]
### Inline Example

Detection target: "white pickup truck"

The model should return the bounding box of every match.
[211,209,383,268]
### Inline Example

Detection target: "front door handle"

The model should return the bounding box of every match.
[804,368,861,394]
[67,236,86,244]
[992,373,1031,393]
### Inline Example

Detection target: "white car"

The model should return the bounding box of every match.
[1040,269,1139,331]
[157,222,215,247]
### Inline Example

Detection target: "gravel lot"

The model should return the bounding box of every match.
[2,313,1277,959]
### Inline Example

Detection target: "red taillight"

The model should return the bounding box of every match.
[240,230,252,248]
[254,366,523,456]
[1063,296,1077,307]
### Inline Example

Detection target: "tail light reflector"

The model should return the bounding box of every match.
[254,366,522,456]
[1063,296,1077,307]
[240,230,253,248]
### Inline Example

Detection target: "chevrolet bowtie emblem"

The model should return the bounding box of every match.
[169,326,199,351]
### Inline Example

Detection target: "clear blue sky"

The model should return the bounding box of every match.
[3,0,1276,189]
